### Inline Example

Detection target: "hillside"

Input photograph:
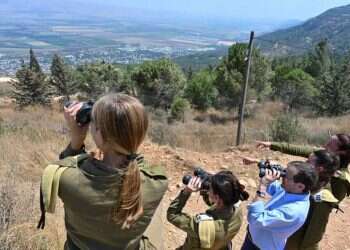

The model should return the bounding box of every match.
[174,46,228,71]
[0,104,349,249]
[257,4,350,56]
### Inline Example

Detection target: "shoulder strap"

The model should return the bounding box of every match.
[41,164,69,213]
[38,164,68,229]
[38,154,88,230]
[195,214,216,249]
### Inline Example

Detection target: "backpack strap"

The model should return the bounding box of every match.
[195,213,216,249]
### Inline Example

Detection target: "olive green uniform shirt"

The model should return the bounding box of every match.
[56,146,168,250]
[167,190,243,250]
[270,142,350,250]
[285,186,338,250]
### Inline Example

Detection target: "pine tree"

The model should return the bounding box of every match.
[29,48,42,74]
[49,54,74,100]
[316,64,350,116]
[11,64,33,107]
[11,63,50,107]
[306,40,332,78]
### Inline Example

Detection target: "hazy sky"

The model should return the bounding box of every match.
[108,0,350,20]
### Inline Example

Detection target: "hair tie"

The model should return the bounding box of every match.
[238,183,247,201]
[239,183,245,192]
[127,153,140,161]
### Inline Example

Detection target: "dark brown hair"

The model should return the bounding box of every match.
[314,150,340,176]
[312,150,339,192]
[336,134,350,169]
[288,161,318,193]
[210,171,249,207]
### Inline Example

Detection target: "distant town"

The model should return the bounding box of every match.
[0,44,222,76]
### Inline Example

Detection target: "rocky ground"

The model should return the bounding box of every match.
[141,142,350,250]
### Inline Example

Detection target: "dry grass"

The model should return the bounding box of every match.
[0,106,71,249]
[149,102,350,151]
[0,101,349,248]
[0,78,13,97]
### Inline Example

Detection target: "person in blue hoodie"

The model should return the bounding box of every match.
[241,161,318,250]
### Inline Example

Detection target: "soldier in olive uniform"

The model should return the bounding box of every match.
[167,171,249,250]
[255,135,350,250]
[38,94,168,250]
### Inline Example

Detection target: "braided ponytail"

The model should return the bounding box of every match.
[113,158,143,229]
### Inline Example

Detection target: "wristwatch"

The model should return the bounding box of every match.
[256,190,266,198]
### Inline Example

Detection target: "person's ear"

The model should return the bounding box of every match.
[296,183,305,192]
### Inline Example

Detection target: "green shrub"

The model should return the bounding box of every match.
[269,113,303,143]
[131,59,186,108]
[185,70,218,110]
[170,97,189,121]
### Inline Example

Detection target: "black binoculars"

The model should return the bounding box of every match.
[65,101,94,126]
[182,168,212,190]
[258,160,286,178]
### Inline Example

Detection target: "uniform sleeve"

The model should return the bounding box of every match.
[167,190,198,237]
[248,201,308,233]
[59,143,86,159]
[270,142,319,158]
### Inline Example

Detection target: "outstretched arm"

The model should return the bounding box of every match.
[270,142,319,158]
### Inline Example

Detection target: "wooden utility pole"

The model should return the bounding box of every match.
[236,31,254,146]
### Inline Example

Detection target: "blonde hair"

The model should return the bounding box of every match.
[92,93,148,229]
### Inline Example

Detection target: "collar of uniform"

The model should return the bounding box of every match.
[78,157,126,182]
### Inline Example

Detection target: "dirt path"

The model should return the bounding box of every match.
[142,142,350,250]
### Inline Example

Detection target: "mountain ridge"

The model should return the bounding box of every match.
[257,4,350,56]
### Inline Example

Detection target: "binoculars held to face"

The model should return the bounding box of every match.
[65,101,94,126]
[182,168,212,190]
[258,160,286,178]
